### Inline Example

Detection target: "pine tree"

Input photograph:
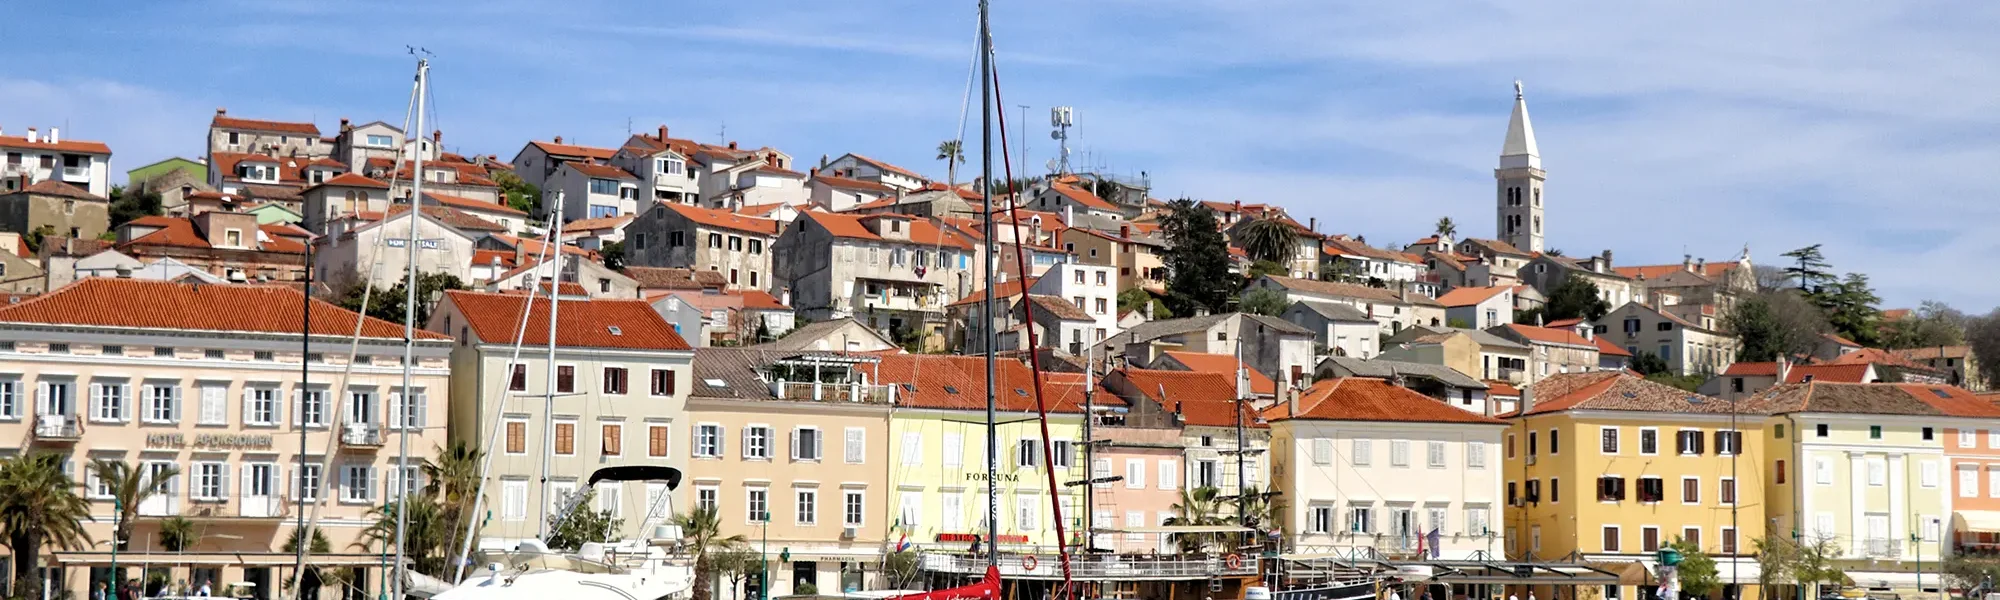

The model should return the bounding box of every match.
[1160,199,1234,316]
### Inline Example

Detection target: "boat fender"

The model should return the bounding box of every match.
[1022,555,1039,570]
[1226,554,1245,569]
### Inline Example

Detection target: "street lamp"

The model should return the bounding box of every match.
[760,511,772,600]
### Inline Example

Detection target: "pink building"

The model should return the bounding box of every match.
[0,279,452,600]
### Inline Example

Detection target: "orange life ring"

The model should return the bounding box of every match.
[1225,553,1245,569]
[1022,555,1040,570]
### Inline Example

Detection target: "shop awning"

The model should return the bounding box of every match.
[1093,525,1252,534]
[1955,511,2000,533]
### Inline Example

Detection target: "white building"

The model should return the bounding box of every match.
[0,127,114,198]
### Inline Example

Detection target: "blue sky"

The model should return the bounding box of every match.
[7,1,2000,309]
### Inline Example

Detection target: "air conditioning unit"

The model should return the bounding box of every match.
[1525,455,1537,465]
[841,526,858,539]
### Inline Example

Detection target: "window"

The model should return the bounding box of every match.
[1598,476,1627,501]
[1721,478,1737,504]
[1467,442,1487,468]
[145,383,180,423]
[1427,441,1446,468]
[796,489,817,525]
[1776,460,1788,484]
[1353,439,1373,465]
[1016,494,1039,531]
[647,425,670,457]
[1921,461,1939,488]
[509,365,527,391]
[1196,459,1219,488]
[367,134,395,147]
[696,424,722,457]
[1963,430,1978,448]
[1642,526,1661,552]
[1602,526,1621,553]
[192,462,226,500]
[1961,466,1979,498]
[695,486,718,513]
[342,465,375,503]
[747,488,769,522]
[1159,459,1178,489]
[297,388,326,427]
[750,239,764,254]
[557,366,575,393]
[506,420,527,454]
[1682,477,1701,504]
[844,490,865,526]
[1390,440,1410,467]
[845,428,865,464]
[1348,506,1374,533]
[1870,425,1883,439]
[1681,527,1701,549]
[1601,427,1619,454]
[1528,431,1537,456]
[1868,459,1887,486]
[1550,478,1561,502]
[601,424,622,456]
[1506,434,1514,459]
[296,464,323,501]
[1676,430,1705,455]
[1814,457,1833,484]
[1125,459,1145,489]
[747,426,773,460]
[1308,504,1334,534]
[91,381,128,422]
[1816,423,1829,437]
[792,427,822,461]
[650,369,676,396]
[589,178,620,195]
[603,368,627,394]
[1715,430,1741,455]
[554,421,575,455]
[1637,477,1664,503]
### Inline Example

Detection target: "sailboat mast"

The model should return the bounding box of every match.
[535,191,567,538]
[394,56,430,600]
[977,0,998,571]
[1233,339,1247,547]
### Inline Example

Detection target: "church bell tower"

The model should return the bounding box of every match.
[1496,80,1545,253]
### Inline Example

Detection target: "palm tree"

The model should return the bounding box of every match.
[159,516,199,551]
[283,527,336,597]
[422,441,484,564]
[936,140,965,186]
[359,494,452,576]
[1237,217,1299,266]
[1229,485,1281,548]
[90,458,179,551]
[1162,486,1228,554]
[0,452,93,599]
[673,507,749,600]
[1434,217,1456,240]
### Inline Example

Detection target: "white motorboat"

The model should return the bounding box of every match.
[433,467,697,600]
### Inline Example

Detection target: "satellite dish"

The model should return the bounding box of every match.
[1045,159,1060,172]
[1050,131,1062,140]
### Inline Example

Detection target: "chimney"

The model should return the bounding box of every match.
[26,128,37,144]
[1063,205,1074,227]
[1520,384,1536,414]
[1683,254,1694,272]
[48,127,58,144]
[1144,299,1155,323]
[432,130,442,144]
[1776,355,1791,383]
[781,287,791,307]
[728,141,738,150]
[1602,249,1613,266]
[658,124,669,141]
[1120,225,1131,239]
[216,107,227,115]
[1696,257,1706,272]
[810,167,819,178]
[553,136,563,144]
[339,118,350,130]
[1308,217,1317,232]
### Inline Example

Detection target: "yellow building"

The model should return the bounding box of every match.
[1505,372,1767,600]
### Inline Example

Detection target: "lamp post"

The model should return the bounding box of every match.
[109,497,120,596]
[759,510,772,600]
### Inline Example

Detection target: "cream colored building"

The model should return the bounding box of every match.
[0,278,450,600]
[428,290,695,549]
[1602,302,1738,375]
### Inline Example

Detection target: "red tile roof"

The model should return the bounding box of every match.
[814,174,897,194]
[443,290,691,350]
[1722,362,1780,376]
[622,266,727,290]
[425,192,525,216]
[1117,369,1260,428]
[1047,181,1117,211]
[1756,382,2000,418]
[119,216,307,254]
[948,277,1038,308]
[529,140,617,161]
[1160,351,1276,396]
[1436,286,1510,307]
[0,278,433,340]
[1509,372,1734,416]
[1613,262,1738,280]
[488,234,595,258]
[752,164,806,178]
[1498,324,1602,349]
[306,172,390,190]
[843,154,925,181]
[735,290,790,310]
[878,355,1110,413]
[568,162,637,180]
[471,249,518,269]
[5,180,106,202]
[210,113,320,136]
[1593,336,1632,357]
[1544,317,1585,329]
[799,211,975,250]
[563,215,633,233]
[0,134,113,155]
[1785,363,1874,384]
[1268,378,1506,424]
[1484,380,1521,397]
[665,202,781,236]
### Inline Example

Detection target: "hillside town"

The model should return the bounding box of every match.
[2,78,1999,600]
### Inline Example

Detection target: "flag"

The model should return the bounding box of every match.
[1413,530,1424,558]
[1426,527,1442,559]
[896,532,911,553]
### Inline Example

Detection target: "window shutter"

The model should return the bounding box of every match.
[388,392,403,430]
[35,382,49,415]
[203,387,225,425]
[414,391,428,431]
[1713,431,1725,454]
[242,388,255,424]
[1160,460,1177,490]
[170,386,183,422]
[242,466,254,500]
[845,428,864,463]
[1312,438,1333,465]
[88,384,101,421]
[292,390,304,426]
[790,429,801,460]
[119,384,131,419]
[742,427,754,458]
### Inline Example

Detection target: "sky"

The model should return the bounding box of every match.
[6,1,2000,309]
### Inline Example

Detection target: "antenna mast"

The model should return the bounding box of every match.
[1049,106,1074,175]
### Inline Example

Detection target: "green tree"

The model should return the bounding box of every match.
[1230,485,1281,544]
[495,170,542,215]
[1630,351,1670,376]
[0,452,93,600]
[1545,274,1612,322]
[1790,535,1845,599]
[1433,217,1456,240]
[545,488,625,551]
[1666,538,1720,598]
[674,507,751,600]
[1160,199,1235,317]
[1752,534,1799,600]
[1237,217,1299,265]
[1447,318,1472,329]
[1246,260,1288,282]
[108,186,165,228]
[1879,300,1965,349]
[422,441,485,570]
[1942,555,2000,596]
[1118,288,1171,320]
[89,458,179,551]
[1162,486,1228,554]
[158,516,199,552]
[282,527,337,595]
[1811,273,1881,347]
[936,140,965,187]
[336,271,467,327]
[1725,290,1831,362]
[712,548,766,600]
[1781,244,1835,291]
[1513,307,1545,326]
[600,240,627,270]
[1241,288,1288,317]
[359,497,456,576]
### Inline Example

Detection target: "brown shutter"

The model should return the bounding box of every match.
[603,424,621,456]
[556,422,575,454]
[506,422,525,453]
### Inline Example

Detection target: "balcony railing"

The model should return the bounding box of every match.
[1863,538,1900,558]
[187,496,289,520]
[34,414,81,440]
[61,166,89,181]
[771,381,893,404]
[342,423,385,447]
[137,496,179,517]
[919,552,1258,580]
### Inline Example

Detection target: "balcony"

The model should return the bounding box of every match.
[771,381,893,404]
[920,552,1258,581]
[1863,538,1901,558]
[137,495,178,517]
[188,496,289,520]
[341,423,385,448]
[61,166,89,182]
[33,414,81,441]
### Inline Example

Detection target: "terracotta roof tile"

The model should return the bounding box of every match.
[1048,182,1117,211]
[1755,382,2000,418]
[948,277,1038,308]
[1785,363,1874,384]
[210,114,320,136]
[1593,336,1632,357]
[529,140,617,161]
[5,180,106,202]
[1514,372,1734,416]
[567,162,637,180]
[1436,286,1510,307]
[879,355,1106,413]
[424,192,525,216]
[564,215,633,233]
[1117,369,1259,428]
[664,203,781,236]
[1613,262,1737,280]
[1498,324,1602,349]
[0,134,112,155]
[843,154,925,181]
[1722,362,1779,376]
[814,174,897,194]
[306,172,390,190]
[1259,275,1442,307]
[735,290,789,310]
[443,290,691,351]
[1160,351,1275,396]
[0,278,432,339]
[1026,295,1094,322]
[1267,377,1506,424]
[622,266,727,290]
[799,211,974,250]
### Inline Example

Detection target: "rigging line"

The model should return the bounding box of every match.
[954,8,980,152]
[450,205,561,583]
[289,64,422,600]
[989,33,1076,596]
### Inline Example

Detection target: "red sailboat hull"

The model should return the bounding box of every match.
[890,566,1001,600]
